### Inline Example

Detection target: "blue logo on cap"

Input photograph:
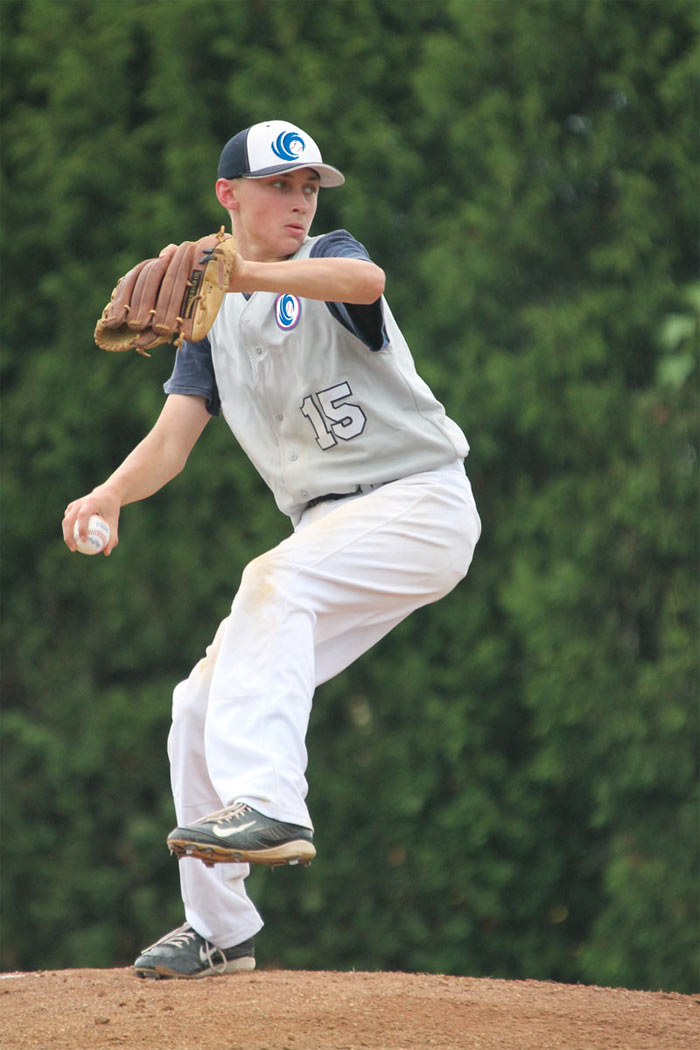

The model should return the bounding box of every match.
[271,131,306,162]
[275,294,301,330]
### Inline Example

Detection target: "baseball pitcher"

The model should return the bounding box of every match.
[63,120,481,979]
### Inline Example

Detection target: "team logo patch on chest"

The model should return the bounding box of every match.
[275,293,302,330]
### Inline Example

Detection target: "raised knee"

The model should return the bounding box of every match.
[239,549,292,605]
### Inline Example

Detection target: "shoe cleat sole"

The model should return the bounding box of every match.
[135,957,256,979]
[167,837,316,868]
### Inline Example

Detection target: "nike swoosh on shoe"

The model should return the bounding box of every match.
[212,820,257,839]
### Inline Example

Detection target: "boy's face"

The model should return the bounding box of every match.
[223,168,320,261]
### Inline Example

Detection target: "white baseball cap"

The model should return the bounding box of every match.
[217,120,345,187]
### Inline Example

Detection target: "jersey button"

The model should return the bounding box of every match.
[254,346,263,356]
[289,452,298,462]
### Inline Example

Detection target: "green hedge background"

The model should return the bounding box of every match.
[1,0,698,992]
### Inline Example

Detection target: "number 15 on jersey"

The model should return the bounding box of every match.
[300,381,367,450]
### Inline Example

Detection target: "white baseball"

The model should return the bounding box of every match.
[73,514,110,555]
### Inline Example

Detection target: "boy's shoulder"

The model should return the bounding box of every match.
[308,230,371,261]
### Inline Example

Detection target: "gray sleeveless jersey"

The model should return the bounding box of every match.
[209,235,469,522]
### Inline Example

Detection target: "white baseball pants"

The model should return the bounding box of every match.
[167,460,480,947]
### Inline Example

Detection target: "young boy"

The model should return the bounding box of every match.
[63,120,481,978]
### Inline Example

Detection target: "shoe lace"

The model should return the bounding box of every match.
[198,940,230,974]
[193,802,252,827]
[142,922,198,953]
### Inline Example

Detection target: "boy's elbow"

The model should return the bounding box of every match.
[342,261,386,304]
[363,264,386,303]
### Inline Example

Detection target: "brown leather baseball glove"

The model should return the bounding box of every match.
[94,228,237,355]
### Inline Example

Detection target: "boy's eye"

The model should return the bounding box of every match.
[269,179,318,196]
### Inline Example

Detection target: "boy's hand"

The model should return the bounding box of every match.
[63,488,121,556]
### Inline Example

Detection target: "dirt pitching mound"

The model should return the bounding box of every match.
[1,967,697,1050]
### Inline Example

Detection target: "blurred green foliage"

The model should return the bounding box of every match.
[1,0,697,992]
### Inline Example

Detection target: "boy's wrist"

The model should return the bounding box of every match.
[92,480,123,507]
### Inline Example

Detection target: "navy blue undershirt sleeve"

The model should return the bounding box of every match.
[310,230,388,351]
[163,334,221,416]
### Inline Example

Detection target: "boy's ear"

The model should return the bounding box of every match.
[216,178,238,211]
